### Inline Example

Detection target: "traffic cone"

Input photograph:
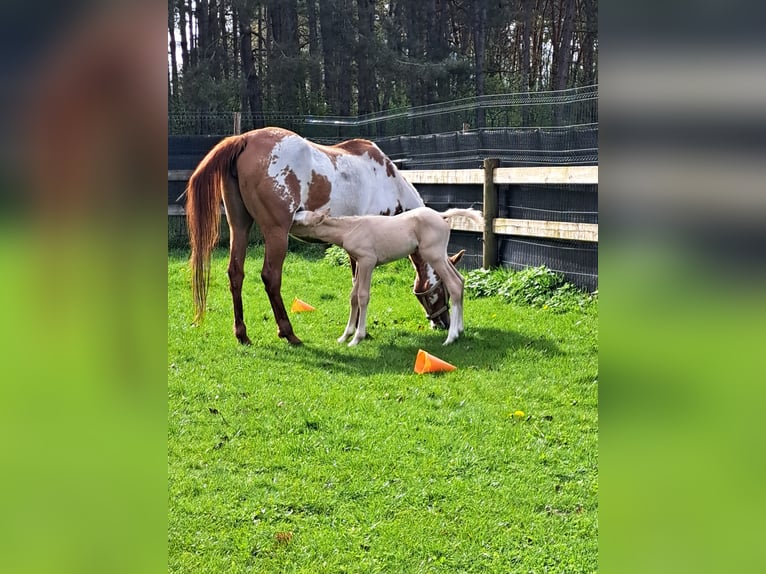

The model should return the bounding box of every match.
[291,297,316,312]
[414,349,456,374]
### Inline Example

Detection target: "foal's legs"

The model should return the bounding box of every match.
[347,262,374,346]
[338,266,360,344]
[430,258,465,345]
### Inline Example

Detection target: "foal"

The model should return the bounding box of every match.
[291,207,484,346]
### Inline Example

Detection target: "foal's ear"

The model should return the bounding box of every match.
[449,249,466,265]
[317,207,331,221]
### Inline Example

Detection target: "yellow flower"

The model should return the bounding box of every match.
[513,410,525,419]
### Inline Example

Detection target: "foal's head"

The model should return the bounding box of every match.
[292,208,329,227]
[411,250,465,329]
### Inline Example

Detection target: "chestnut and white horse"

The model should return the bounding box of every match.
[186,127,454,345]
[291,207,484,346]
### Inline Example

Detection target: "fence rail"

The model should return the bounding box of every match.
[169,164,598,268]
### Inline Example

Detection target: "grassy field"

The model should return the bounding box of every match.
[168,244,598,573]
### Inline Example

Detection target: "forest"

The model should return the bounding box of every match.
[168,0,597,122]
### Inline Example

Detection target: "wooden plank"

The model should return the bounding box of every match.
[493,166,598,185]
[169,170,193,181]
[168,204,226,216]
[170,166,598,186]
[401,169,484,185]
[447,214,484,233]
[493,218,598,242]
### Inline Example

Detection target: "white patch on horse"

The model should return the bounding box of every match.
[267,140,302,212]
[270,135,425,222]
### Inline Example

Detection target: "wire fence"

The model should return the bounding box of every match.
[168,85,598,289]
[169,85,598,170]
[169,85,598,138]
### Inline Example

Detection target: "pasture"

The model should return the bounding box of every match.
[168,244,598,573]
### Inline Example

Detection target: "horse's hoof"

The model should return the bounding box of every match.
[278,329,302,345]
[237,335,253,345]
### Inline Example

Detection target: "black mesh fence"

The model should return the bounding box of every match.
[414,183,598,292]
[169,86,598,290]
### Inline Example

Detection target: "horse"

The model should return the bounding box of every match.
[290,207,484,346]
[185,127,458,345]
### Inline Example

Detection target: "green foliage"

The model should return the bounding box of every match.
[168,248,598,573]
[322,244,350,267]
[466,265,595,313]
[463,267,509,298]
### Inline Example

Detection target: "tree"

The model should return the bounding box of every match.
[235,0,263,126]
[167,0,598,120]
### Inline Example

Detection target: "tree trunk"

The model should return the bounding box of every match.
[520,0,533,124]
[238,2,263,127]
[319,0,339,113]
[356,0,377,130]
[552,0,575,124]
[553,0,575,91]
[580,0,597,85]
[336,0,353,116]
[306,0,322,111]
[472,0,487,127]
[168,1,179,101]
[177,1,189,73]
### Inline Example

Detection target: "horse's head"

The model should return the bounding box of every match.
[412,250,465,330]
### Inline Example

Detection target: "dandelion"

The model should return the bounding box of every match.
[513,410,525,419]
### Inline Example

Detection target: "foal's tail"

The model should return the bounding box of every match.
[186,135,247,323]
[440,208,484,228]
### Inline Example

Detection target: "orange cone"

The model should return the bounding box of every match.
[291,297,316,312]
[414,349,456,374]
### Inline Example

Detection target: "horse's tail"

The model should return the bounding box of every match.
[186,135,247,323]
[441,208,484,228]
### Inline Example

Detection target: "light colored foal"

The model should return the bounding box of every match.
[291,206,484,346]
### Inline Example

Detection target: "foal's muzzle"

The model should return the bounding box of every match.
[413,280,450,329]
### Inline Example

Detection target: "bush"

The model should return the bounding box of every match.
[323,245,351,267]
[464,267,509,298]
[465,265,594,312]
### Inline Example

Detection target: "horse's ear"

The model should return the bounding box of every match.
[449,249,466,265]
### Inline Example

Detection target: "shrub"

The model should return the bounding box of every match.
[465,265,594,312]
[464,267,510,298]
[499,265,564,306]
[323,245,351,267]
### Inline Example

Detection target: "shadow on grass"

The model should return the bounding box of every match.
[236,326,560,376]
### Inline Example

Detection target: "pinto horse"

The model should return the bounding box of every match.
[291,207,483,346]
[186,127,455,345]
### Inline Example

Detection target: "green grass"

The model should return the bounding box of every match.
[168,244,598,573]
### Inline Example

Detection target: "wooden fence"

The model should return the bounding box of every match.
[169,164,597,271]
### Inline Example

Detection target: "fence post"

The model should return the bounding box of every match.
[233,112,241,134]
[482,158,499,269]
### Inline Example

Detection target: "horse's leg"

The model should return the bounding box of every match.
[431,258,465,345]
[338,267,360,343]
[348,262,374,346]
[261,229,302,345]
[228,219,254,345]
[222,182,255,345]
